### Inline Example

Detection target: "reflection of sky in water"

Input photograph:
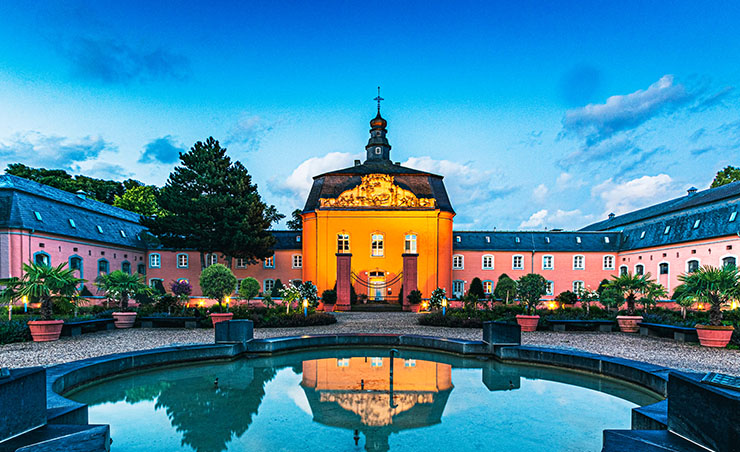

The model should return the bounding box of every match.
[69,351,660,452]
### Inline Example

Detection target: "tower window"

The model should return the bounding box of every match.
[404,234,417,253]
[371,234,384,257]
[337,234,350,253]
[375,147,382,154]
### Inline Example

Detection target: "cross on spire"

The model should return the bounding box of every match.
[373,86,384,113]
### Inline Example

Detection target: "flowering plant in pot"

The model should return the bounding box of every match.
[199,264,237,325]
[606,272,651,332]
[675,265,739,347]
[96,270,152,328]
[515,273,547,332]
[0,263,83,341]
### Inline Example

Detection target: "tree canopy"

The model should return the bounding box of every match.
[711,165,740,188]
[494,273,517,303]
[199,264,237,306]
[675,265,739,326]
[113,185,163,216]
[287,209,303,230]
[141,137,284,268]
[516,273,548,314]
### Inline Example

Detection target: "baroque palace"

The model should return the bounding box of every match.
[1,108,739,310]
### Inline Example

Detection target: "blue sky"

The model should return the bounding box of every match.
[1,1,739,229]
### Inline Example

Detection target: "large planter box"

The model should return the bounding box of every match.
[140,316,199,329]
[61,318,115,337]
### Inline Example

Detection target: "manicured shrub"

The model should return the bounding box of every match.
[468,278,485,299]
[321,289,337,305]
[199,263,237,308]
[494,274,517,303]
[407,289,422,305]
[0,320,32,344]
[238,277,260,303]
[271,279,285,298]
[516,273,547,314]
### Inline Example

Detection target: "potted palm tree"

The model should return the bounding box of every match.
[96,270,151,328]
[0,263,83,341]
[515,273,547,332]
[675,265,738,347]
[607,272,651,332]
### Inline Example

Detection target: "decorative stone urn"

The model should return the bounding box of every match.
[616,315,643,333]
[210,313,233,326]
[515,315,540,332]
[112,312,137,329]
[695,325,734,348]
[27,320,64,342]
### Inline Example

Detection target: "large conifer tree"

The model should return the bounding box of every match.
[142,137,283,269]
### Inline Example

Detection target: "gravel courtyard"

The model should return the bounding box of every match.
[2,312,738,375]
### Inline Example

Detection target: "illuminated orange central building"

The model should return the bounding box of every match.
[301,109,455,310]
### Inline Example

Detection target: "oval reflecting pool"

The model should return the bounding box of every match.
[67,348,661,452]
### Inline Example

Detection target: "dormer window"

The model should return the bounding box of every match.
[664,225,671,235]
[545,237,550,244]
[730,212,737,223]
[34,211,42,221]
[96,225,103,234]
[485,236,490,243]
[576,236,581,244]
[296,236,301,242]
[604,237,610,243]
[456,236,461,243]
[69,219,76,228]
[120,230,126,238]
[640,231,646,239]
[693,219,701,229]
[515,237,520,243]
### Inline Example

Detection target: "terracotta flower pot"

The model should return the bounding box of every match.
[695,325,734,348]
[27,320,64,342]
[516,314,540,332]
[113,312,137,329]
[322,304,335,312]
[616,315,643,333]
[210,313,233,326]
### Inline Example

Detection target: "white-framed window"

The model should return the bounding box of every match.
[236,257,247,268]
[542,255,554,270]
[292,254,302,268]
[149,253,161,268]
[603,255,615,270]
[483,280,493,294]
[482,254,494,270]
[263,256,274,268]
[687,259,700,273]
[264,279,275,293]
[573,255,585,270]
[404,234,417,253]
[722,255,737,268]
[206,253,218,266]
[635,264,645,275]
[512,255,524,270]
[337,233,350,253]
[573,280,584,293]
[371,233,384,257]
[452,280,465,297]
[452,254,464,270]
[545,281,554,296]
[619,265,628,276]
[177,253,188,268]
[659,262,669,275]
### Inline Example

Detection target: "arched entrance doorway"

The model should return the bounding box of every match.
[368,271,385,301]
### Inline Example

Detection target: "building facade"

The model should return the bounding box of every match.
[1,110,739,308]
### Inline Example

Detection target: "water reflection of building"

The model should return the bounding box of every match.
[301,357,453,452]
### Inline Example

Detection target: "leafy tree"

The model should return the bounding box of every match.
[95,270,151,311]
[671,284,693,319]
[711,165,740,188]
[606,272,652,315]
[555,290,578,306]
[271,279,285,298]
[141,137,283,269]
[516,273,548,314]
[468,277,485,299]
[5,163,139,204]
[238,277,260,303]
[675,265,740,326]
[287,209,303,230]
[599,287,623,313]
[494,273,517,304]
[199,264,237,308]
[113,185,163,216]
[0,263,83,320]
[642,282,668,312]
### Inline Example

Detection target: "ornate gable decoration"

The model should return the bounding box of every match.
[319,174,435,209]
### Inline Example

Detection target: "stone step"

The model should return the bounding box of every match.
[0,424,109,452]
[602,430,710,452]
[350,303,404,312]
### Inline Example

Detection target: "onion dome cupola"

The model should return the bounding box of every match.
[366,87,392,162]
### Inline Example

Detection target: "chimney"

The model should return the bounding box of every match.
[687,187,698,196]
[608,212,615,219]
[354,160,361,166]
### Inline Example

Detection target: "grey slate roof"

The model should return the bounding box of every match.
[0,174,147,249]
[272,230,302,250]
[452,231,621,252]
[581,181,740,231]
[303,160,454,213]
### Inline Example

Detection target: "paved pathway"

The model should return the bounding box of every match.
[2,312,738,375]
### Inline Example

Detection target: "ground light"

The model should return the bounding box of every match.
[303,299,308,317]
[441,297,447,315]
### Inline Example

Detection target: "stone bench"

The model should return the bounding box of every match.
[548,319,615,332]
[140,316,199,329]
[60,318,115,337]
[639,322,698,343]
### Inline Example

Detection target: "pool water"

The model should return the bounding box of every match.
[67,348,661,452]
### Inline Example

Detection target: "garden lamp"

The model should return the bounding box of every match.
[442,297,447,316]
[23,295,28,313]
[302,298,308,317]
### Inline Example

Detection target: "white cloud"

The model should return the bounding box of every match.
[591,174,676,217]
[225,115,276,152]
[532,183,549,203]
[562,75,690,143]
[555,172,586,191]
[271,151,362,199]
[0,131,112,170]
[518,208,585,229]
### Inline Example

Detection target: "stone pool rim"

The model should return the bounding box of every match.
[44,332,677,427]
